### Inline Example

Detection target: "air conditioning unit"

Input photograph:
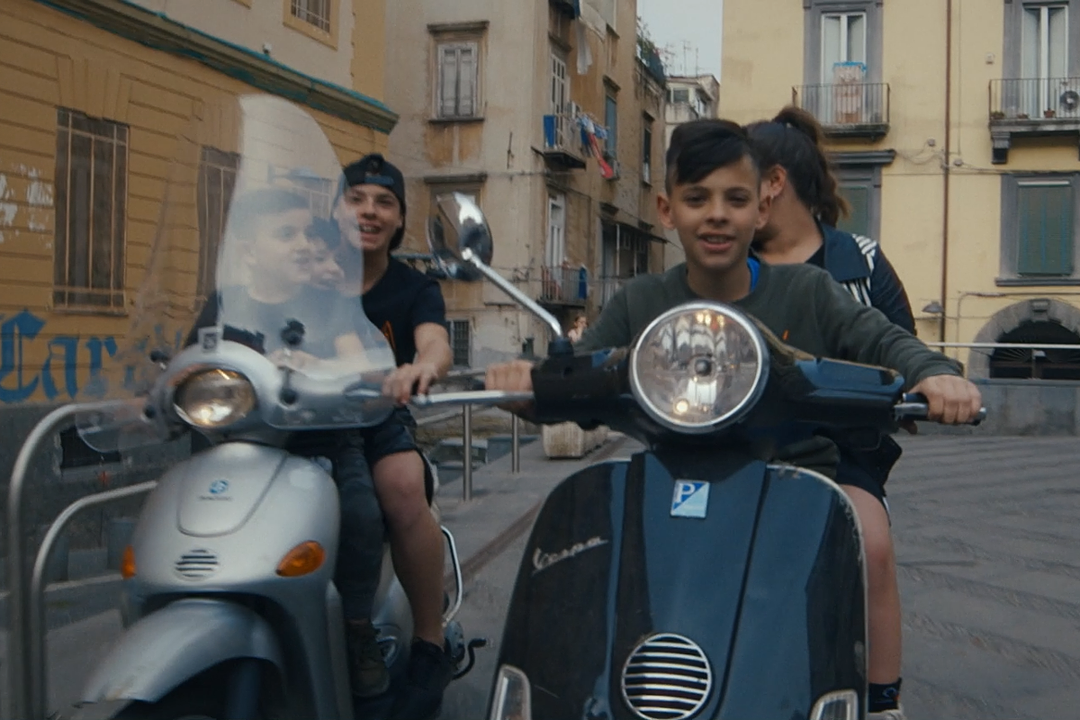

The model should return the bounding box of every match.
[1059,81,1080,118]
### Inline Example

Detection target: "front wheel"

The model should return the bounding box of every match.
[113,690,226,720]
[111,660,268,720]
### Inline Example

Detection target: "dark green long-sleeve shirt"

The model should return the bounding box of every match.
[577,261,961,386]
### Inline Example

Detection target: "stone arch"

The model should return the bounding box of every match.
[967,298,1080,379]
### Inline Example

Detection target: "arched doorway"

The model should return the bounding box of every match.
[967,298,1080,379]
[989,320,1080,379]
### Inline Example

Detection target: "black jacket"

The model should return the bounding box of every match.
[817,224,916,488]
[819,223,916,334]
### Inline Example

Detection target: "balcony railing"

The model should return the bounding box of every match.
[539,265,589,305]
[792,82,890,138]
[594,276,625,307]
[988,77,1080,163]
[990,77,1080,123]
[542,112,587,170]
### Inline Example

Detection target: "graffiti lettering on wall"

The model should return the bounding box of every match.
[0,310,119,403]
[0,310,188,404]
[0,309,189,403]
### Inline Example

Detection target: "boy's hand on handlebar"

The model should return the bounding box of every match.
[485,360,536,415]
[383,362,440,405]
[909,374,982,425]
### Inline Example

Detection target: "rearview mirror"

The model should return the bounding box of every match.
[427,192,494,282]
[426,192,569,349]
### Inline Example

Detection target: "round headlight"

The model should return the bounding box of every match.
[629,302,768,433]
[174,369,256,429]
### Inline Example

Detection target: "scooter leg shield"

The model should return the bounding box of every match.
[79,598,284,705]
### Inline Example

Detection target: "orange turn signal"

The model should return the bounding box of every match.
[276,541,326,577]
[121,545,137,579]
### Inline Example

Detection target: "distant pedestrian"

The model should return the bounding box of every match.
[567,313,588,343]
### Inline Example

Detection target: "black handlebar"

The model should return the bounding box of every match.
[895,392,987,426]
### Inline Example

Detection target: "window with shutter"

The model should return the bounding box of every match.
[1018,182,1074,276]
[436,41,480,119]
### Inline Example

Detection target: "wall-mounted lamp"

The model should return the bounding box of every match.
[922,301,945,315]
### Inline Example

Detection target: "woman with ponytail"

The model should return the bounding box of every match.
[746,107,913,720]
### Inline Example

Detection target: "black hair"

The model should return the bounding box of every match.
[306,216,341,252]
[229,187,309,240]
[665,119,762,193]
[744,106,850,227]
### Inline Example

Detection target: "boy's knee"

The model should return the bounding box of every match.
[860,517,896,581]
[373,452,428,519]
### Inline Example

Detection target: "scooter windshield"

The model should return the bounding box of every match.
[77,94,396,451]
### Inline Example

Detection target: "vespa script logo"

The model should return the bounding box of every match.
[532,536,609,576]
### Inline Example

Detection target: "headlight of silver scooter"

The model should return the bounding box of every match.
[629,301,768,433]
[174,368,257,429]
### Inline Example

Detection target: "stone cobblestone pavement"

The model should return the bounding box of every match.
[889,435,1080,720]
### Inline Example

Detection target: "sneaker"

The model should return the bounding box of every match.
[868,707,907,720]
[346,619,390,698]
[389,638,453,720]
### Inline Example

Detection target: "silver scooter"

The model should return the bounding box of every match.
[49,94,481,720]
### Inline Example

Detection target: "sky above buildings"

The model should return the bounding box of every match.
[638,0,723,80]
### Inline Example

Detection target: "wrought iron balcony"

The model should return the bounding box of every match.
[542,112,587,170]
[792,83,890,139]
[594,276,625,308]
[988,77,1080,164]
[539,265,589,306]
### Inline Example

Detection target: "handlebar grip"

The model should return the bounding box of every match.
[896,393,987,426]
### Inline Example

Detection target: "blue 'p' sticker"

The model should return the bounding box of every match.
[671,480,710,519]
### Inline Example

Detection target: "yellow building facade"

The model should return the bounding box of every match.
[723,0,1080,387]
[0,0,394,408]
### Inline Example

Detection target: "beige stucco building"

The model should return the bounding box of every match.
[0,0,393,467]
[385,0,668,366]
[722,0,1080,392]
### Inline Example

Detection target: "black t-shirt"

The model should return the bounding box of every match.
[187,285,353,358]
[361,259,447,367]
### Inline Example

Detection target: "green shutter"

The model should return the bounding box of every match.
[837,183,871,238]
[1018,184,1074,276]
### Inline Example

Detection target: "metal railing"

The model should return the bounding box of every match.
[542,112,581,154]
[540,265,588,305]
[792,82,891,130]
[927,340,1080,380]
[989,77,1080,122]
[594,276,625,307]
[5,401,157,720]
[415,370,523,502]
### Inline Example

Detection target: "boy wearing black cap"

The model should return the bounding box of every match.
[334,153,455,719]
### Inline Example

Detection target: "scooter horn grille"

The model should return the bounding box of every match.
[175,548,219,580]
[621,633,712,720]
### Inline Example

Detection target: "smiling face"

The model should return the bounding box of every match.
[659,155,770,277]
[243,207,314,292]
[335,183,403,255]
[307,234,345,290]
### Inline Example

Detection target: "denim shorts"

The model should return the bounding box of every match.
[362,406,421,465]
[359,406,434,501]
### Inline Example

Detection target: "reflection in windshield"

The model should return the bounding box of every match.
[77,94,399,451]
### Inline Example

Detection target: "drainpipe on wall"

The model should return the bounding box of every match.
[940,0,953,343]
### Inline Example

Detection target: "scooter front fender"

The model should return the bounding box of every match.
[80,598,284,705]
